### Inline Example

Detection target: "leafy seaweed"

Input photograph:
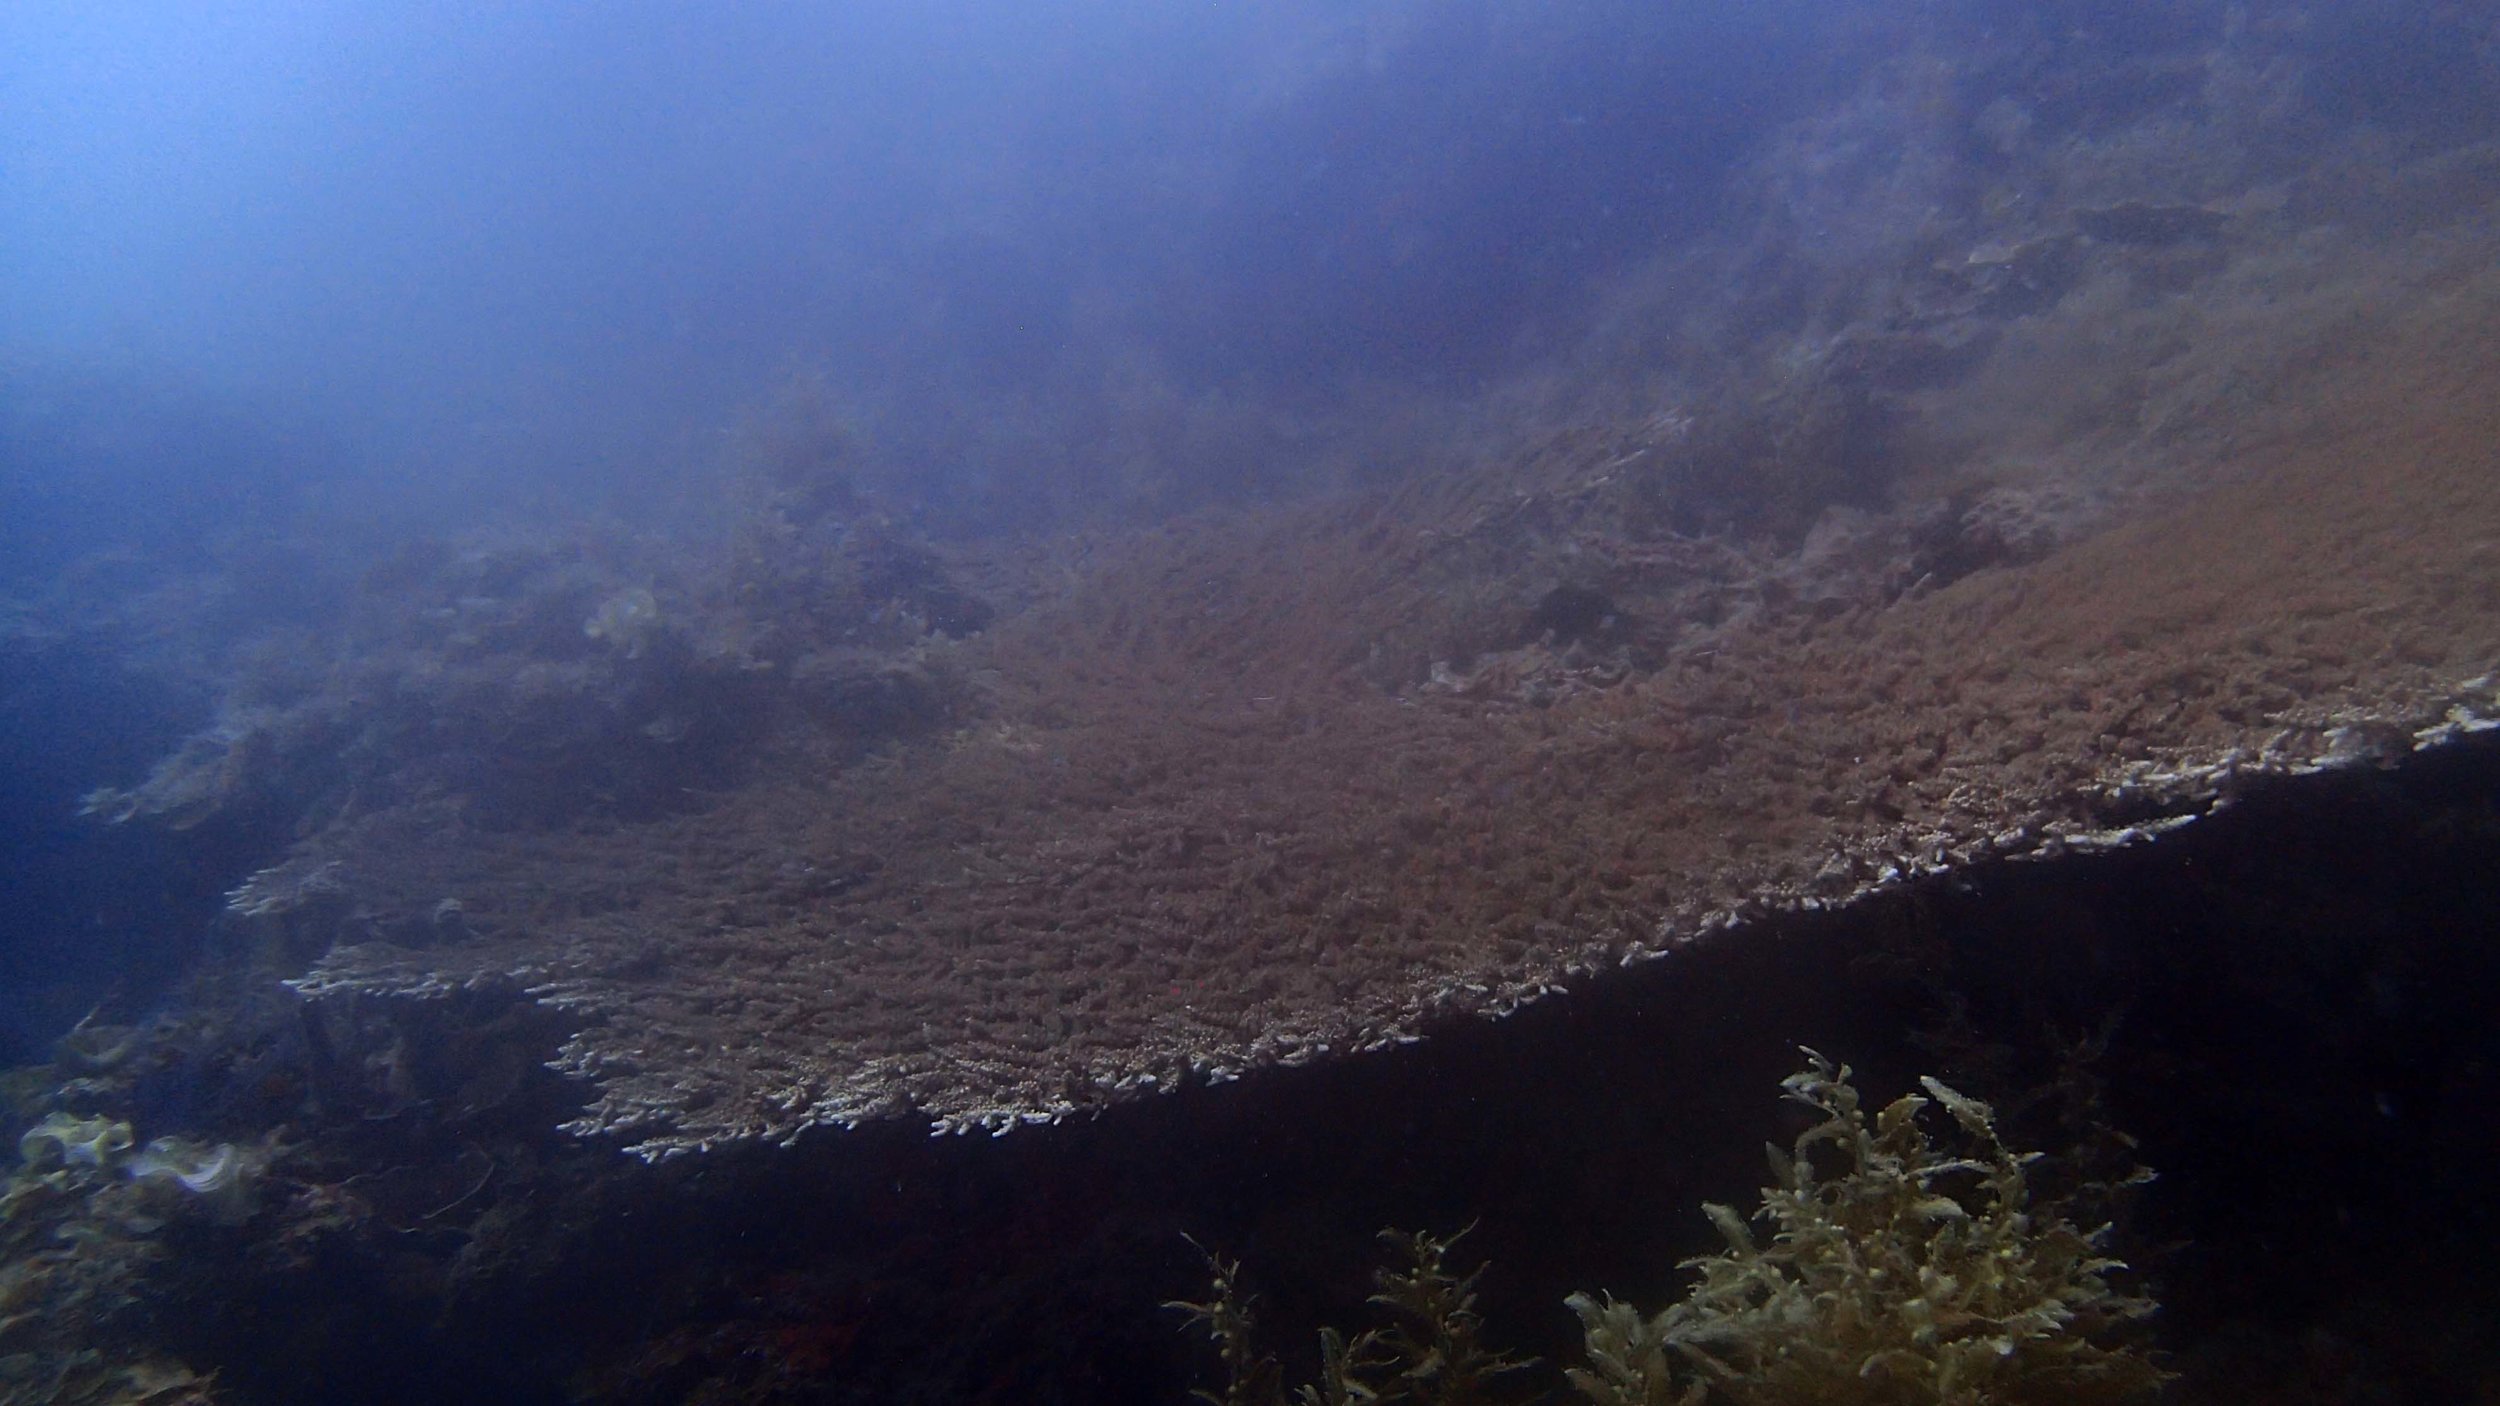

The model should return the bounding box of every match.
[1169,1238,1287,1406]
[1567,1050,2165,1406]
[1175,1227,1535,1406]
[1179,1052,2163,1406]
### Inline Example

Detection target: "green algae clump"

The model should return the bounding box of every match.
[1568,1051,2165,1406]
[1173,1227,1533,1406]
[17,1112,135,1171]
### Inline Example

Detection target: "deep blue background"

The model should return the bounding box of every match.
[2,1,1845,523]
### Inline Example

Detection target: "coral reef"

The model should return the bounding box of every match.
[67,0,2500,1159]
[13,741,2500,1399]
[75,469,990,848]
[2,1110,234,1406]
[8,5,2500,1401]
[0,978,588,1405]
[281,316,2500,1153]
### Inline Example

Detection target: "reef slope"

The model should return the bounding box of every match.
[289,277,2500,1155]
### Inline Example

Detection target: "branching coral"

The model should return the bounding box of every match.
[1568,1050,2165,1406]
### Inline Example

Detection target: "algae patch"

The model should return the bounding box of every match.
[1568,1051,2165,1406]
[1178,1053,2164,1406]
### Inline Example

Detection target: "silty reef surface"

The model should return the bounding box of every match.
[277,264,2500,1157]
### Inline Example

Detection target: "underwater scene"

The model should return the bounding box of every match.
[5,1,2500,1401]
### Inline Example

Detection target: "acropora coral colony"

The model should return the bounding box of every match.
[1177,1051,2167,1406]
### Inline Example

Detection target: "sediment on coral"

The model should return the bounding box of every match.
[11,729,2500,1401]
[282,296,2500,1154]
[68,5,2500,1159]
